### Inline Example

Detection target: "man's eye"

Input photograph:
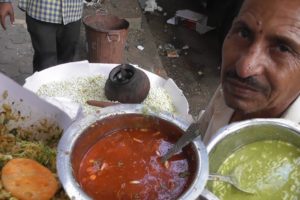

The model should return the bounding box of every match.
[277,43,290,53]
[238,27,251,39]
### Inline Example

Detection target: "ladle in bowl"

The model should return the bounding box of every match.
[208,174,255,194]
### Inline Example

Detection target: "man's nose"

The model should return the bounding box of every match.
[235,44,266,78]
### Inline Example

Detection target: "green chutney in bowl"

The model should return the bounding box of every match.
[207,119,300,200]
[211,140,300,199]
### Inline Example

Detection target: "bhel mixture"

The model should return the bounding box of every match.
[37,75,176,115]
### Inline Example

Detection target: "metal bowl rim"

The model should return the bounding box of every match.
[207,118,300,154]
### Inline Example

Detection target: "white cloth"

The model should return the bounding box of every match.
[42,97,83,121]
[202,85,300,145]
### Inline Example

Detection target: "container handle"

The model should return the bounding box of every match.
[200,188,220,200]
[107,33,120,42]
[95,8,108,15]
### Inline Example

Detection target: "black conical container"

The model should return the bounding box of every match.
[104,64,150,103]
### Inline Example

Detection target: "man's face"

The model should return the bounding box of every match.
[221,0,300,116]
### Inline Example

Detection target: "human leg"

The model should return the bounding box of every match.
[57,19,81,64]
[26,14,59,72]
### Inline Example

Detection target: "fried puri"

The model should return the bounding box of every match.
[1,158,58,200]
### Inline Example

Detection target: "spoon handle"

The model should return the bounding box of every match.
[201,188,220,200]
[208,174,233,185]
[208,174,255,194]
[161,122,201,162]
[86,100,119,107]
[161,111,207,163]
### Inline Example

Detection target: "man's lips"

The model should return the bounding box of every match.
[225,77,261,94]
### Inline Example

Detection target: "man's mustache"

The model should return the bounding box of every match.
[224,70,269,93]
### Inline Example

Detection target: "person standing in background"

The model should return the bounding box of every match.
[0,0,83,72]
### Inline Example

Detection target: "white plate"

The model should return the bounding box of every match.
[23,60,192,121]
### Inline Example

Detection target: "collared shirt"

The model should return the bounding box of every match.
[201,85,300,145]
[0,0,83,24]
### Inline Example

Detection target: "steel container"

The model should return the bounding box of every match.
[206,118,300,198]
[207,118,300,172]
[57,104,209,200]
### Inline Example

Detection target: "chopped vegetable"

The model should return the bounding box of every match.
[2,91,8,99]
[130,180,141,184]
[0,95,66,199]
[133,137,143,143]
[90,175,97,180]
[164,161,170,169]
[178,171,190,178]
[117,161,124,167]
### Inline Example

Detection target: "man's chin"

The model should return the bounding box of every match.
[223,93,260,114]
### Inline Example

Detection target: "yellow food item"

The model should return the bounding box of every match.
[1,158,58,200]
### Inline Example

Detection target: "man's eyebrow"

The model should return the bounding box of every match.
[232,19,246,26]
[269,34,300,49]
[232,19,252,30]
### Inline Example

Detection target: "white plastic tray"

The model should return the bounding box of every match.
[23,60,192,121]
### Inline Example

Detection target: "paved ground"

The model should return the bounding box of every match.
[0,0,221,117]
[145,2,221,116]
[0,1,33,84]
[0,0,166,83]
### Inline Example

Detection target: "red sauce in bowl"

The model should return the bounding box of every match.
[77,128,193,200]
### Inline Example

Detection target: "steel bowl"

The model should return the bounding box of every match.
[57,104,208,200]
[207,118,300,173]
[206,118,300,198]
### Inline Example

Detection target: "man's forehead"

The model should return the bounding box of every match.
[238,0,300,31]
[240,0,300,17]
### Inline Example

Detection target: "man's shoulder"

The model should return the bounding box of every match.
[281,94,300,124]
[207,85,224,110]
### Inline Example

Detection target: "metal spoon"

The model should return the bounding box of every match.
[160,121,203,163]
[161,111,207,163]
[208,174,255,194]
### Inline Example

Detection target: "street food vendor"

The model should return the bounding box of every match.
[202,0,300,144]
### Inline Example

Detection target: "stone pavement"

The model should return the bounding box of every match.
[0,0,166,85]
[0,1,33,85]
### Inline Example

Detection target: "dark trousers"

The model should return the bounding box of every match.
[26,15,81,72]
